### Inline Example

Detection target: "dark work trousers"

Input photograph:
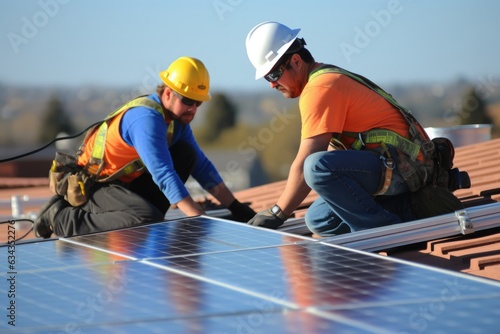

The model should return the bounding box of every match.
[52,141,196,237]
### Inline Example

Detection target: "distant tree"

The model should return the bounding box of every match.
[38,96,75,144]
[259,105,302,182]
[459,87,491,125]
[199,93,237,142]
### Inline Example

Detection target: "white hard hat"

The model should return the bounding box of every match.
[245,21,301,80]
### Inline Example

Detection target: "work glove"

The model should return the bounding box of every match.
[247,209,285,229]
[228,199,257,222]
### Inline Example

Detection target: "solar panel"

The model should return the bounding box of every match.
[1,216,499,333]
[281,202,500,252]
[65,217,310,259]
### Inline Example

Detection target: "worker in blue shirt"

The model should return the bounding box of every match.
[34,56,255,238]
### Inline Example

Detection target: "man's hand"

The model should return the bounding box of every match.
[247,209,285,229]
[228,199,257,222]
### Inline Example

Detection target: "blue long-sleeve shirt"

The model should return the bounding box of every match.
[119,94,223,204]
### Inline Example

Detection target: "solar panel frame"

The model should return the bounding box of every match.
[1,215,499,333]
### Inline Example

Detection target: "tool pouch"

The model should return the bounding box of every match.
[409,137,470,219]
[66,171,92,207]
[430,137,471,191]
[393,137,470,193]
[49,152,94,207]
[393,148,433,192]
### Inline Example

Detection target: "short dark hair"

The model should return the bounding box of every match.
[295,47,314,63]
[285,38,314,63]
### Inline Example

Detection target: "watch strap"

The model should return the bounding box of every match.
[271,204,289,221]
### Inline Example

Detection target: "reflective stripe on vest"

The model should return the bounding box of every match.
[86,96,174,182]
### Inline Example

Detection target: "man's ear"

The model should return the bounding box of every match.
[291,53,302,68]
[163,87,172,101]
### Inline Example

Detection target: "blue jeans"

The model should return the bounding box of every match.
[304,150,414,236]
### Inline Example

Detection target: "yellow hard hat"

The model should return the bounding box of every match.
[159,56,211,102]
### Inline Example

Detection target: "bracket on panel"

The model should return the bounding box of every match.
[456,209,475,235]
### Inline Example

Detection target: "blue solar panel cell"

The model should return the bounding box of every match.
[65,217,309,259]
[147,242,500,309]
[1,217,499,333]
[330,299,500,333]
[1,260,294,332]
[17,311,366,334]
[0,240,129,272]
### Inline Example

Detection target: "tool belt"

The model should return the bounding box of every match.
[335,131,471,196]
[48,152,147,207]
[391,136,470,193]
[49,152,95,207]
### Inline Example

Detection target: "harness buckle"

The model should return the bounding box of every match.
[379,155,395,170]
[358,133,365,148]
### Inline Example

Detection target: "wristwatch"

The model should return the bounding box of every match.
[271,204,289,221]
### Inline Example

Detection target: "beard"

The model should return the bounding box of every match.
[178,113,195,124]
[164,108,195,125]
[276,85,298,99]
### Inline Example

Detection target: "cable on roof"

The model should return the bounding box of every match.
[0,121,101,164]
[0,219,35,243]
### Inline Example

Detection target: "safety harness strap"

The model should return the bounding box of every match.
[374,142,395,196]
[97,159,146,183]
[346,129,420,161]
[309,65,432,161]
[309,65,427,195]
[309,65,414,123]
[83,96,174,182]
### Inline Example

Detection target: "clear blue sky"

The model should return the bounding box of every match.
[1,0,499,92]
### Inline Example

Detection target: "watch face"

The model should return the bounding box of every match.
[272,205,280,214]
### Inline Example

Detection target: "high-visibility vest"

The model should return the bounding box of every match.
[79,96,174,183]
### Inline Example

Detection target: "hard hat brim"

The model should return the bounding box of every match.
[254,27,301,80]
[159,56,211,102]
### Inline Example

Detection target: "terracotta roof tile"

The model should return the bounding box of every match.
[233,138,500,282]
[1,138,500,282]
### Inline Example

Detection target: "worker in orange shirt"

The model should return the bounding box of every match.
[244,21,466,236]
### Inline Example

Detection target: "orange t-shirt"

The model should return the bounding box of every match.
[299,71,409,148]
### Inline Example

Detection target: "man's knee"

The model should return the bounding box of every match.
[304,209,322,235]
[305,210,350,236]
[304,151,325,186]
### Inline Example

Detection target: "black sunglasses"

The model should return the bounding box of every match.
[264,58,291,82]
[172,91,202,107]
